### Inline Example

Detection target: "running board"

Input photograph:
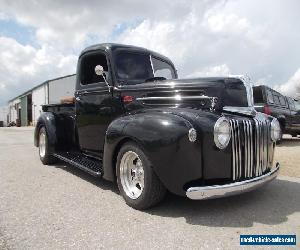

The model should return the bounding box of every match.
[53,152,103,177]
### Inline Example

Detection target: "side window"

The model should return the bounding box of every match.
[115,52,153,80]
[273,95,280,105]
[288,98,296,110]
[266,90,274,104]
[80,52,108,85]
[151,57,175,79]
[253,87,264,104]
[295,100,300,111]
[279,96,287,106]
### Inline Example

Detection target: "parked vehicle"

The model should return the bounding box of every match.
[253,85,300,139]
[7,121,16,127]
[34,43,280,210]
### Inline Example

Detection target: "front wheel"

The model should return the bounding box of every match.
[116,142,166,210]
[38,127,57,165]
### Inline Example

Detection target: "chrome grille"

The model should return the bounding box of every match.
[230,118,275,181]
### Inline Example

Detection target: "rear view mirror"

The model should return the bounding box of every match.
[95,65,104,76]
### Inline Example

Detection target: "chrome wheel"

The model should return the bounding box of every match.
[39,131,46,158]
[119,151,144,199]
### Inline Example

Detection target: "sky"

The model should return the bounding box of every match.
[0,0,300,106]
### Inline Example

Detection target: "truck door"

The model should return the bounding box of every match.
[290,99,300,132]
[75,50,112,157]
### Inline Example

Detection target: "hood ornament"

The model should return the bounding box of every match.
[210,97,218,112]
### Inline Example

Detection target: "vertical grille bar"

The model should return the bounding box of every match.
[236,120,242,179]
[263,122,266,171]
[259,120,263,175]
[259,120,264,175]
[254,119,260,176]
[261,120,265,173]
[250,120,254,177]
[247,120,251,177]
[265,120,270,171]
[233,120,238,179]
[234,120,239,179]
[266,120,270,169]
[230,120,236,181]
[243,121,247,178]
[250,121,253,176]
[264,120,268,172]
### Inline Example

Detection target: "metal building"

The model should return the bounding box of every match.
[7,74,75,126]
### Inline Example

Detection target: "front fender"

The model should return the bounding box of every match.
[103,111,203,195]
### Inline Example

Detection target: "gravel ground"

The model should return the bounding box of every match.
[274,134,300,178]
[0,127,299,250]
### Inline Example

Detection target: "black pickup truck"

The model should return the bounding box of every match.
[253,85,300,139]
[34,43,280,210]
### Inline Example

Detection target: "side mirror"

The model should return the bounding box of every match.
[94,65,111,92]
[95,65,104,76]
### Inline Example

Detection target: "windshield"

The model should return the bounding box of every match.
[114,51,176,83]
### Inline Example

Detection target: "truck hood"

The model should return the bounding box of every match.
[118,76,251,112]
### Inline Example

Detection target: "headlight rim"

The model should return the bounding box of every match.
[270,118,281,142]
[214,116,231,149]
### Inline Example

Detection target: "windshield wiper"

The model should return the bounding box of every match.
[144,77,166,83]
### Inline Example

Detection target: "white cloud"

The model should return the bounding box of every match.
[187,64,231,78]
[0,36,77,102]
[115,2,270,79]
[0,83,5,89]
[204,12,250,34]
[0,11,8,20]
[0,0,299,104]
[276,68,300,98]
[254,75,273,86]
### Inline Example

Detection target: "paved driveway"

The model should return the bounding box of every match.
[0,127,299,249]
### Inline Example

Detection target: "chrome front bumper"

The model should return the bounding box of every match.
[186,163,280,200]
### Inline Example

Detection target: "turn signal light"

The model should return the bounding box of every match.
[122,95,134,104]
[264,105,271,115]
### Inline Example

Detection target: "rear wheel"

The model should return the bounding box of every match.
[39,127,57,165]
[116,142,166,210]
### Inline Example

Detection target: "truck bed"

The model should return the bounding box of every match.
[42,103,75,114]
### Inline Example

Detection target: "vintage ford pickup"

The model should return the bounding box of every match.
[34,43,280,209]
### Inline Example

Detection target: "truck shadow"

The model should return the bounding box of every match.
[53,161,299,228]
[147,178,300,228]
[53,161,119,194]
[277,136,300,147]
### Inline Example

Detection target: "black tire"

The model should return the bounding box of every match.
[116,142,166,210]
[38,127,57,165]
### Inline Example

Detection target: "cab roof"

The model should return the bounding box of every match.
[80,43,174,66]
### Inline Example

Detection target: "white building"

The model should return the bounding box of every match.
[0,106,9,126]
[7,74,75,126]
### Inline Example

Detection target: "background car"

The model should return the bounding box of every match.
[253,85,300,139]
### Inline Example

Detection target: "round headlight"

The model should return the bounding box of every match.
[271,118,281,141]
[214,117,231,149]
